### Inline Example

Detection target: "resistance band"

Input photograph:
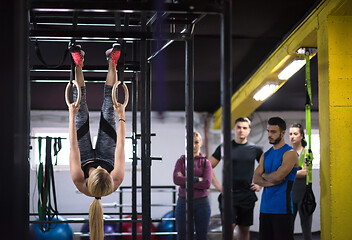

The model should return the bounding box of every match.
[31,9,69,69]
[300,51,317,216]
[34,40,69,69]
[53,137,62,166]
[37,137,59,232]
[298,146,306,168]
[305,53,313,185]
[37,137,44,222]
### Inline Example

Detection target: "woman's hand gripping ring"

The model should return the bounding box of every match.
[112,81,129,108]
[65,80,81,107]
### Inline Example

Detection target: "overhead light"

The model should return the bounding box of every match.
[253,83,279,101]
[277,58,306,80]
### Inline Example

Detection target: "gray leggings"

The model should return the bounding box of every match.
[73,85,116,167]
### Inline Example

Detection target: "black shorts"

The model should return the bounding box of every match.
[259,213,294,240]
[218,193,255,226]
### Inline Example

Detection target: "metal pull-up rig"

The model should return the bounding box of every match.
[28,1,233,239]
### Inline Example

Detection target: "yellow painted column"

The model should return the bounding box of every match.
[318,16,352,239]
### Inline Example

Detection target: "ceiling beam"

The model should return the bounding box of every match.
[213,0,349,130]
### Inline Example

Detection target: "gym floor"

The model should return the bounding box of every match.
[294,232,321,240]
[208,231,321,240]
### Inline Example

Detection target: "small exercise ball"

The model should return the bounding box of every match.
[156,211,174,240]
[29,215,73,240]
[122,215,157,240]
[81,215,121,240]
[208,214,238,240]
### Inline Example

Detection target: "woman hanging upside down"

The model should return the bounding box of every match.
[68,43,125,240]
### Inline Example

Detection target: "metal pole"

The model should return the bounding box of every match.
[185,32,194,240]
[220,0,233,239]
[131,73,138,240]
[172,185,177,240]
[141,12,152,240]
[130,40,139,240]
[119,189,123,234]
[0,0,29,238]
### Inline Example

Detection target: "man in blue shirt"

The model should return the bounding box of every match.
[254,117,299,240]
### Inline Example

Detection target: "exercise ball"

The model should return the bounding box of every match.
[29,215,73,240]
[208,214,238,240]
[122,215,157,240]
[81,215,121,240]
[156,211,174,240]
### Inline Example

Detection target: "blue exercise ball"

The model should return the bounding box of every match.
[156,211,175,240]
[81,215,121,240]
[30,215,73,240]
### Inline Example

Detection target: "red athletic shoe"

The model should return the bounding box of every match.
[105,43,121,67]
[69,45,85,67]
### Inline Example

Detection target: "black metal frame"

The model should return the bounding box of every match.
[131,48,139,240]
[185,26,195,239]
[220,0,233,238]
[30,185,177,239]
[25,1,233,239]
[2,0,30,239]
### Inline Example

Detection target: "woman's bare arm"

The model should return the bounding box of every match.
[68,103,91,196]
[111,103,126,192]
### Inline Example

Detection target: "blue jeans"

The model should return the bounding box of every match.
[175,197,211,240]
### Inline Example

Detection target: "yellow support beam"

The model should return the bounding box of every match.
[213,1,352,239]
[213,0,348,130]
[318,13,352,240]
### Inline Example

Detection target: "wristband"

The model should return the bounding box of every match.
[119,119,125,122]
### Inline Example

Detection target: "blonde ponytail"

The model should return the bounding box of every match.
[89,198,104,240]
[87,168,114,240]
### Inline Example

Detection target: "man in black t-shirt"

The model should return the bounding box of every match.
[210,117,263,240]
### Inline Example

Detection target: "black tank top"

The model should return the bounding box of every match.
[82,160,114,179]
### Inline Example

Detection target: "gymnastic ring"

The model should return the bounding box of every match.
[112,81,129,108]
[65,80,81,108]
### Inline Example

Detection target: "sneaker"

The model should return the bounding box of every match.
[105,43,121,67]
[69,45,85,67]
